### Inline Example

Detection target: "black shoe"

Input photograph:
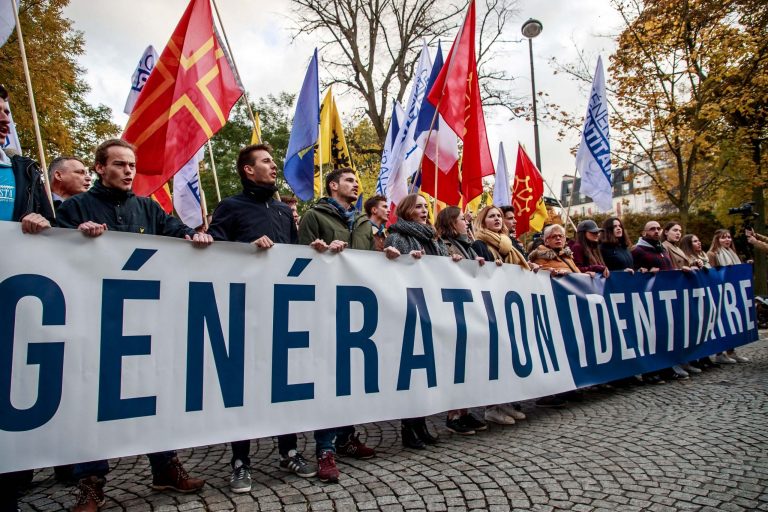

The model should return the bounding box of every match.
[414,418,438,445]
[401,421,426,449]
[446,417,475,435]
[459,413,487,432]
[535,395,567,408]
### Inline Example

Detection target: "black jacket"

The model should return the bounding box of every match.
[10,155,54,222]
[207,181,297,244]
[599,242,634,271]
[56,180,195,237]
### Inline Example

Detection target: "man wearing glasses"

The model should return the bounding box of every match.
[49,156,92,208]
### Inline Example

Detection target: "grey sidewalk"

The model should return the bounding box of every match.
[19,338,768,511]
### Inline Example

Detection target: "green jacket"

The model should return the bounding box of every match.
[298,198,374,250]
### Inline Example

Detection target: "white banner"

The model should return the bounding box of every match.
[0,222,757,472]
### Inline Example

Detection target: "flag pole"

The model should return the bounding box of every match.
[210,0,258,130]
[12,0,53,213]
[198,165,209,231]
[206,140,221,203]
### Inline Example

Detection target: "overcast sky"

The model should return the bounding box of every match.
[62,0,622,195]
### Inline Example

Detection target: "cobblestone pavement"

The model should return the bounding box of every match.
[19,339,768,512]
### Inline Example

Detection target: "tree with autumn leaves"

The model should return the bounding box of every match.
[0,0,120,161]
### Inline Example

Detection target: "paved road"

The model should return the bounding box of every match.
[19,339,768,511]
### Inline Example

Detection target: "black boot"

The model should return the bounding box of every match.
[414,417,438,445]
[401,419,425,449]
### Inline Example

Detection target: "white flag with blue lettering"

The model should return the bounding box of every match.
[376,101,405,196]
[173,149,205,228]
[0,0,15,49]
[123,45,158,115]
[386,41,432,208]
[575,56,612,211]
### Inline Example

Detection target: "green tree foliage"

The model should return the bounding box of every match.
[0,0,119,162]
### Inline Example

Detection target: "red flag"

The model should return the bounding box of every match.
[123,0,242,197]
[426,0,494,205]
[419,160,461,206]
[151,183,173,213]
[512,144,545,235]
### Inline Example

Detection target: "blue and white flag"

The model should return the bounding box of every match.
[386,41,432,208]
[284,49,320,201]
[173,148,205,228]
[415,43,458,176]
[376,101,405,196]
[492,142,510,207]
[0,0,15,49]
[123,45,159,115]
[575,56,612,211]
[2,99,21,154]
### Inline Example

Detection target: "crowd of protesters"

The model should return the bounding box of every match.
[0,80,760,511]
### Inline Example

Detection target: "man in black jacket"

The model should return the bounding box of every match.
[208,143,320,490]
[54,139,211,512]
[0,85,53,233]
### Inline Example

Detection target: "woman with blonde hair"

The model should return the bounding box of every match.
[471,205,531,269]
[707,229,750,363]
[469,205,533,424]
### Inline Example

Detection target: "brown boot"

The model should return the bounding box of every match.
[72,476,106,512]
[151,457,205,493]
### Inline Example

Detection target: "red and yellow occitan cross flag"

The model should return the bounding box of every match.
[425,0,494,206]
[123,0,243,197]
[513,143,547,235]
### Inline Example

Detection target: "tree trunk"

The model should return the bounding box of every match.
[751,138,766,296]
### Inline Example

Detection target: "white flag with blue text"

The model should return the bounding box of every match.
[173,149,205,228]
[0,0,15,49]
[124,45,158,115]
[575,56,612,211]
[492,142,510,206]
[376,101,405,196]
[386,41,432,208]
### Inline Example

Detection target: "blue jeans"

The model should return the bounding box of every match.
[72,451,177,480]
[314,429,336,457]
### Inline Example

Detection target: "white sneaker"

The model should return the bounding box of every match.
[484,406,515,425]
[498,403,526,420]
[715,353,737,364]
[732,354,750,363]
[681,363,702,374]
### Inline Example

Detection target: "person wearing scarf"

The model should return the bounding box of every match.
[469,206,532,423]
[433,206,492,435]
[471,205,531,270]
[383,193,446,449]
[707,229,751,364]
[528,224,581,276]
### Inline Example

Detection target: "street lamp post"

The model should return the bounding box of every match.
[521,18,543,171]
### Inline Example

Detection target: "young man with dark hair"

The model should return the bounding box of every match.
[297,167,376,483]
[53,139,212,511]
[208,143,319,491]
[364,194,389,251]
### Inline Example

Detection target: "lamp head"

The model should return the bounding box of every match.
[521,18,543,39]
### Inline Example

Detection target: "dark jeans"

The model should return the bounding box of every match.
[72,451,177,481]
[0,470,33,512]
